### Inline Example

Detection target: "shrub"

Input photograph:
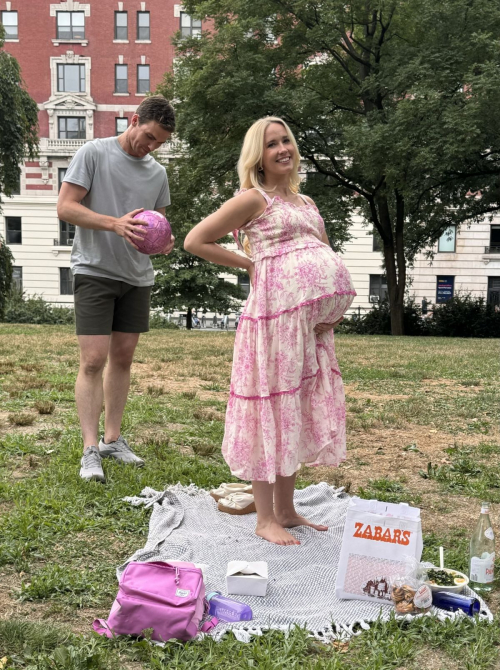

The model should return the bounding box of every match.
[347,299,430,336]
[149,312,179,329]
[2,290,74,325]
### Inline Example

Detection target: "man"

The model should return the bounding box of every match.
[57,95,175,482]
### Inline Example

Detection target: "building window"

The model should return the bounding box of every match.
[58,168,67,191]
[59,220,75,246]
[115,117,128,135]
[60,267,74,295]
[57,63,85,92]
[1,11,18,39]
[488,277,500,308]
[114,11,127,39]
[489,225,500,252]
[56,11,85,40]
[137,11,150,40]
[369,275,388,302]
[6,217,22,245]
[238,275,250,298]
[115,65,128,93]
[180,12,201,38]
[58,117,86,140]
[12,266,22,291]
[438,226,456,253]
[137,65,150,93]
[436,276,455,304]
[372,231,383,252]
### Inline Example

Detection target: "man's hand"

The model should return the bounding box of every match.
[314,316,344,335]
[112,208,148,249]
[158,235,175,255]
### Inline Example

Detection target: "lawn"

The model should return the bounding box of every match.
[0,325,499,669]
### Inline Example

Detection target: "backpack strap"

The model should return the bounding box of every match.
[92,618,115,638]
[201,617,218,633]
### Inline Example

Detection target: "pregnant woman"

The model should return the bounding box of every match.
[184,117,356,545]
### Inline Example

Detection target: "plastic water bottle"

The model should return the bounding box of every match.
[432,591,480,616]
[206,592,253,622]
[469,502,495,593]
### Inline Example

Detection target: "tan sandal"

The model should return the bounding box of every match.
[210,483,253,502]
[217,492,256,515]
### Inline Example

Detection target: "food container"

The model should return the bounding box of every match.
[424,567,469,593]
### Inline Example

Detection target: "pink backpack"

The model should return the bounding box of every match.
[93,561,218,642]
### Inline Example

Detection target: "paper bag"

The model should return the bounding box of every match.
[335,497,423,603]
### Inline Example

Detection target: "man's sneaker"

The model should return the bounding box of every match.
[80,445,106,483]
[98,435,145,466]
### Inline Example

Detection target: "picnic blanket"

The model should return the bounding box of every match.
[120,483,493,642]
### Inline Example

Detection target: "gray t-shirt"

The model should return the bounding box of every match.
[65,136,170,286]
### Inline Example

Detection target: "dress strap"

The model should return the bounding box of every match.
[254,188,273,206]
[297,193,310,205]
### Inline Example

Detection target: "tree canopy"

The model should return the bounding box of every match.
[158,0,500,334]
[0,27,39,315]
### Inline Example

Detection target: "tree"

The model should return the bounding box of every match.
[151,160,247,328]
[159,0,500,334]
[0,26,39,314]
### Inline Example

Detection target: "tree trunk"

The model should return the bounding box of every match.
[186,307,192,330]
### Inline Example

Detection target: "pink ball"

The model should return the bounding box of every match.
[132,210,172,255]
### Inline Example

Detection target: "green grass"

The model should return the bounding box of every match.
[0,326,499,668]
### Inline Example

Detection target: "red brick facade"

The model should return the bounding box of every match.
[1,0,182,143]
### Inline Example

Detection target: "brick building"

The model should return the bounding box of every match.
[0,0,193,303]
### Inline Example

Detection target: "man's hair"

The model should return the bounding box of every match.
[136,95,176,132]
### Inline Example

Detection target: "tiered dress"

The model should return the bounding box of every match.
[222,189,356,483]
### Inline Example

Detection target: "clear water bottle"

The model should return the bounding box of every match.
[469,502,495,593]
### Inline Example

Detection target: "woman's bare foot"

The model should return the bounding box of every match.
[276,513,328,531]
[256,519,300,545]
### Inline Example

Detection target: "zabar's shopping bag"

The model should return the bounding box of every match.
[335,497,423,604]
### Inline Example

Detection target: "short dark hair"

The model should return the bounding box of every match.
[136,95,175,132]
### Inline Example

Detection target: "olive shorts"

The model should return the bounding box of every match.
[74,274,152,335]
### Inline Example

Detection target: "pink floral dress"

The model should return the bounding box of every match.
[222,188,356,483]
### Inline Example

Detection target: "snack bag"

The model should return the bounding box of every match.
[390,560,432,615]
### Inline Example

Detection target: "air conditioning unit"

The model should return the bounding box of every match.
[369,295,380,303]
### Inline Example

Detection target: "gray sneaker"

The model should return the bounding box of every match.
[80,445,106,483]
[98,435,145,466]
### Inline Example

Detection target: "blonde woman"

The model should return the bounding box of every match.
[184,117,356,545]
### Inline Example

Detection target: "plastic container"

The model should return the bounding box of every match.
[206,592,253,622]
[432,590,481,616]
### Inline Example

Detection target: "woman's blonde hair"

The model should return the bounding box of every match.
[237,116,301,194]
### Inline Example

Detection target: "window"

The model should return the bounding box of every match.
[59,220,75,246]
[490,225,500,251]
[369,275,388,302]
[12,266,22,291]
[137,65,150,93]
[1,11,18,39]
[115,117,128,135]
[438,226,456,252]
[56,11,85,40]
[372,231,383,252]
[137,11,150,40]
[488,277,500,308]
[58,117,86,140]
[57,64,85,92]
[238,275,250,298]
[114,11,127,39]
[60,267,74,295]
[58,168,67,191]
[180,12,201,38]
[6,217,21,245]
[115,65,128,93]
[436,276,454,304]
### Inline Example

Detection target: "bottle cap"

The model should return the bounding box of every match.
[206,591,220,601]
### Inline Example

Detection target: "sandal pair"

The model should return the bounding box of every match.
[209,482,253,502]
[217,492,256,516]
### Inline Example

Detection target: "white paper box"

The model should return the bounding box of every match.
[335,497,423,604]
[226,561,268,596]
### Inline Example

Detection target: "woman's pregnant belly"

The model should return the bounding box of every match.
[246,243,356,320]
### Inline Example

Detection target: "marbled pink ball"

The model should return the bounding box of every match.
[133,210,172,255]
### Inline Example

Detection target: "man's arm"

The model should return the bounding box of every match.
[57,182,146,248]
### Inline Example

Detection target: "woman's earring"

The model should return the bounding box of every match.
[258,166,264,172]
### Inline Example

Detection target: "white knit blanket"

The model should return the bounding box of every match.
[120,483,492,642]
